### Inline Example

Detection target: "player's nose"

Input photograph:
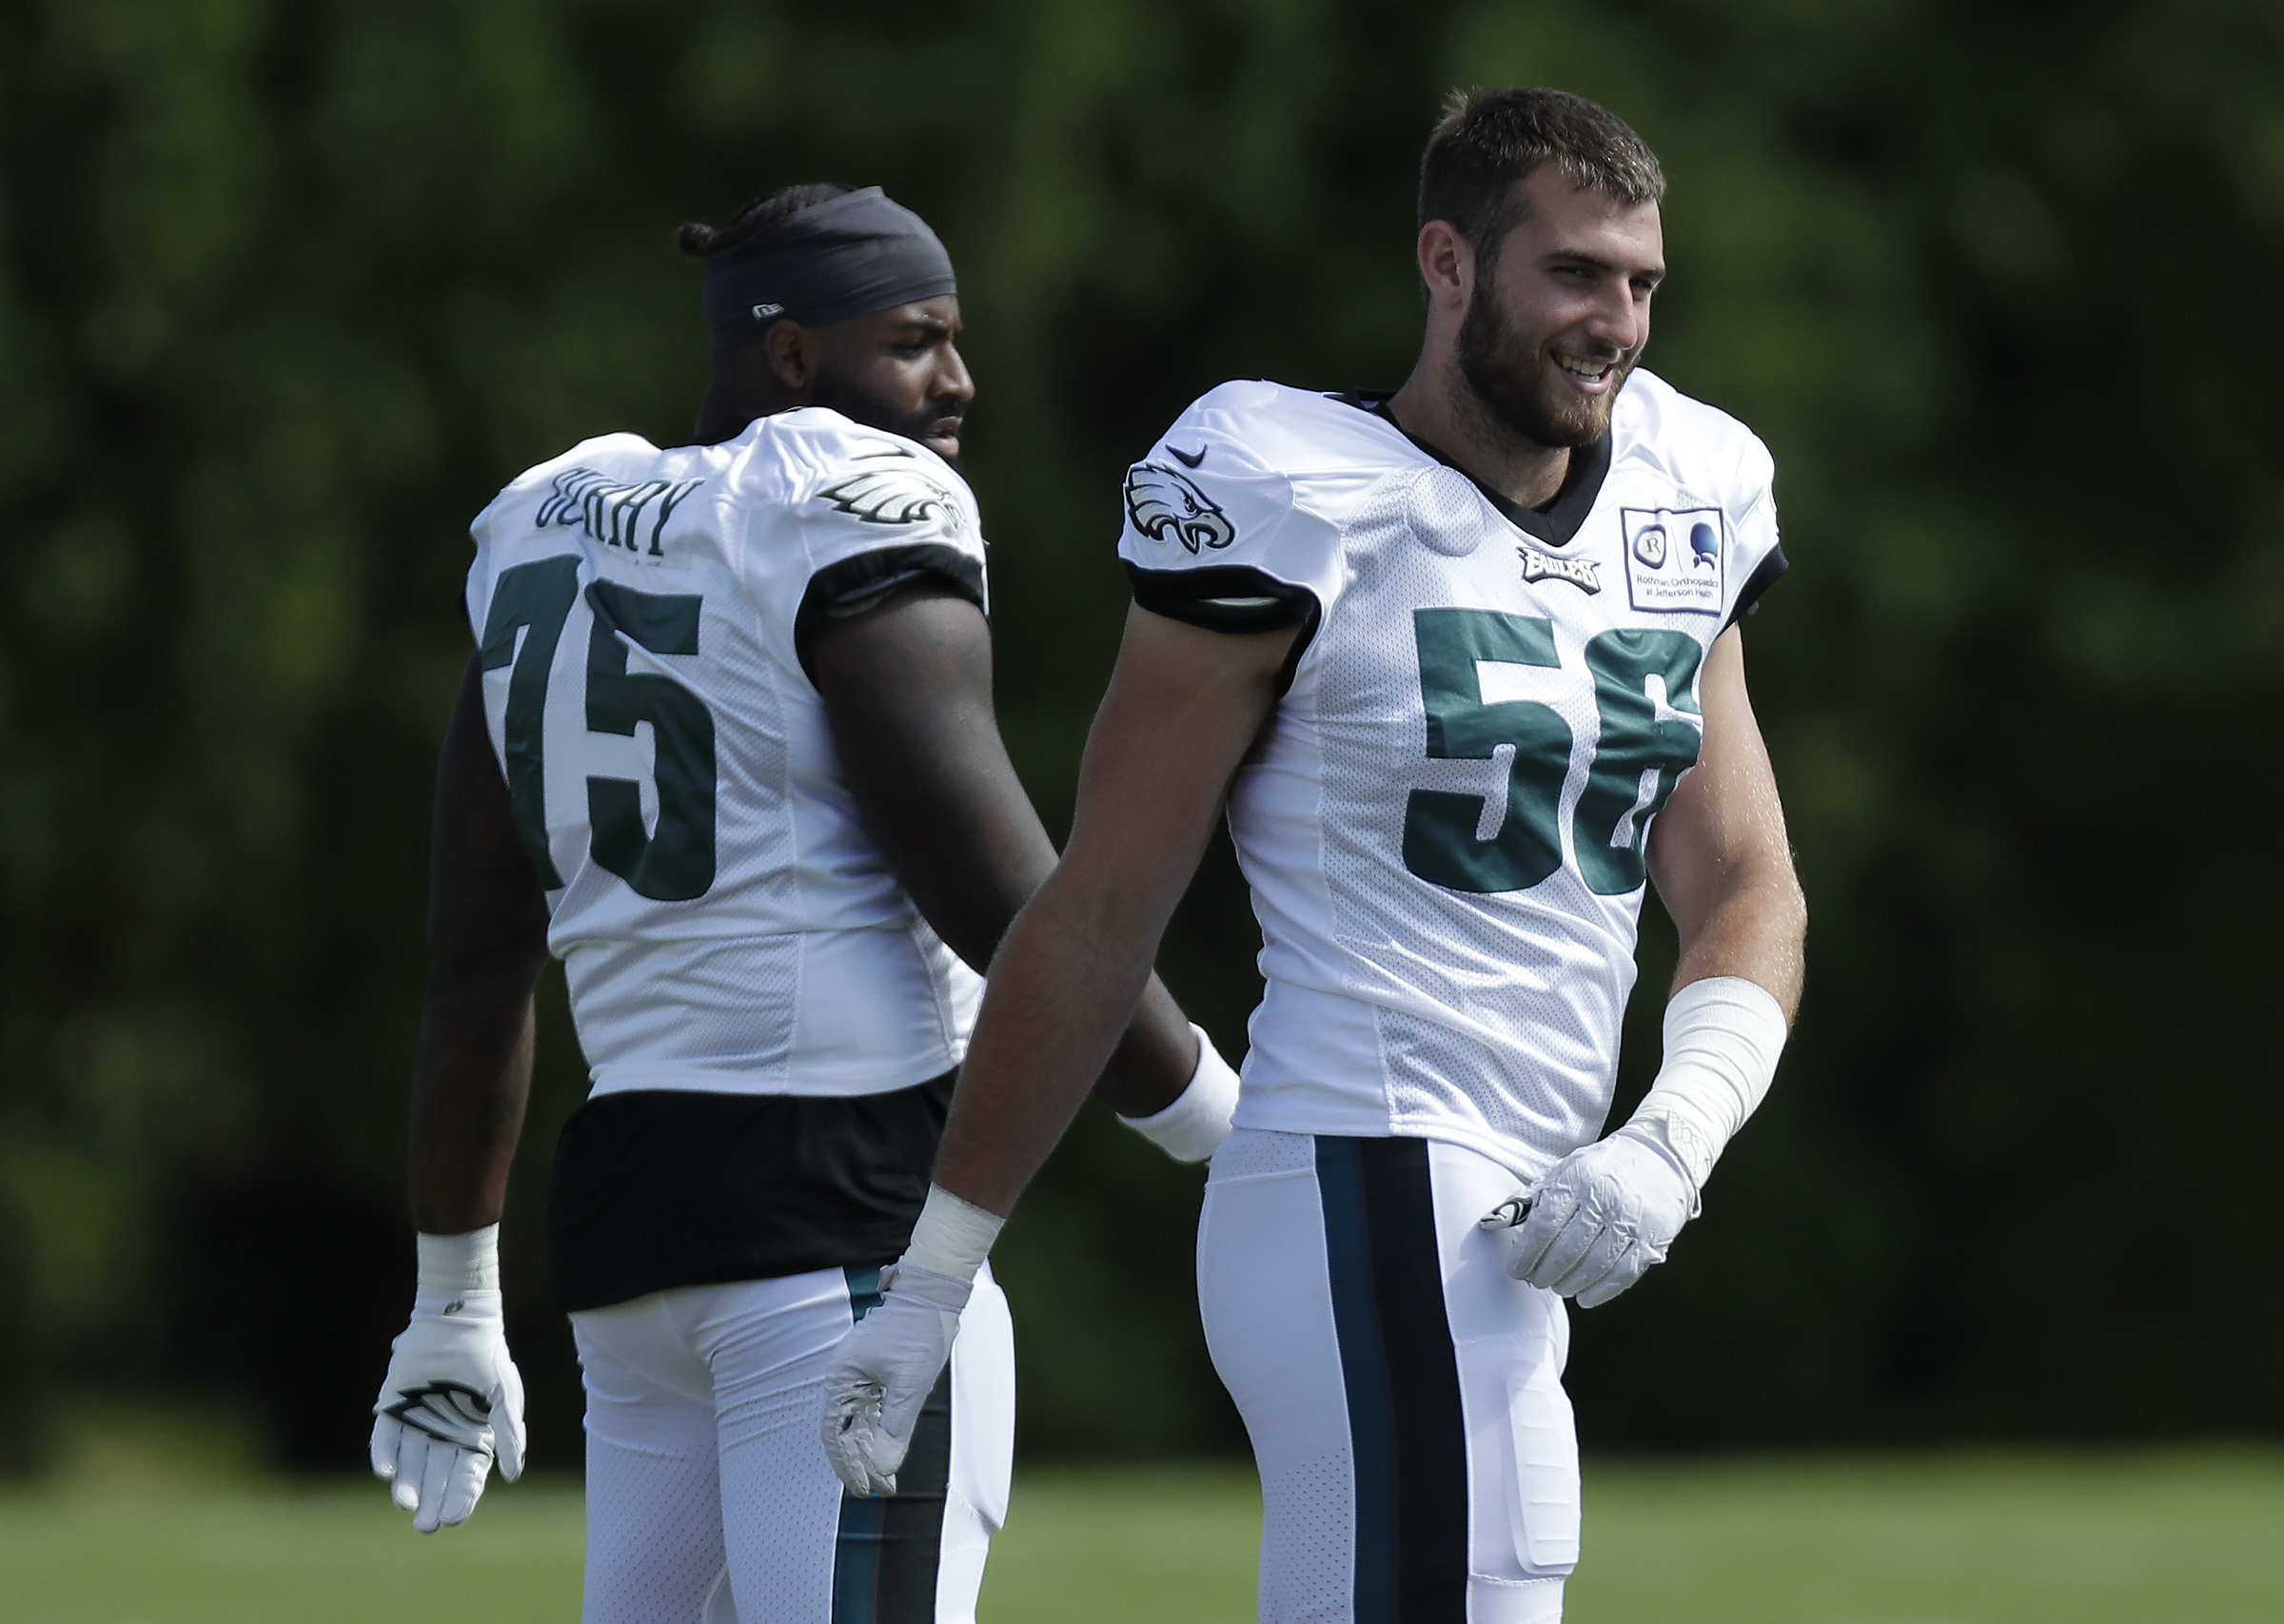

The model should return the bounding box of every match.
[934,343,975,405]
[1585,284,1646,356]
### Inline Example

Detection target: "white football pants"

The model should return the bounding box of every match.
[570,1262,1014,1624]
[1200,1130,1578,1624]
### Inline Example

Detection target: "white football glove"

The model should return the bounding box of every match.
[820,1260,970,1497]
[1482,1122,1698,1308]
[1487,977,1791,1309]
[370,1227,525,1532]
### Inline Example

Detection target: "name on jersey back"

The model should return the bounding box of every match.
[536,467,706,561]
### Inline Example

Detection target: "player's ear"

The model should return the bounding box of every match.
[1416,220,1472,312]
[763,320,820,397]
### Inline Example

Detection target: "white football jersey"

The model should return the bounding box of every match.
[1117,373,1784,1182]
[466,408,987,1100]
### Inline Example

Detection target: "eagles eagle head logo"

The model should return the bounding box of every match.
[1124,461,1234,554]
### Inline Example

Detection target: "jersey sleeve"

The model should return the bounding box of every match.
[1115,388,1347,637]
[1724,433,1786,629]
[758,421,990,681]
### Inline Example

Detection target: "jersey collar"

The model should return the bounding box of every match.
[1332,391,1611,548]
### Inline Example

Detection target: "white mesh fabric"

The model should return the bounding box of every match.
[582,1429,729,1624]
[467,408,987,1102]
[1257,1446,1358,1623]
[1374,1009,1607,1184]
[570,933,799,1095]
[1206,1126,1317,1183]
[711,1336,845,1621]
[1406,463,1487,556]
[1130,377,1779,1183]
[574,1267,1012,1624]
[1197,1129,1357,1624]
[575,1295,733,1624]
[1299,464,1634,1178]
[572,1275,851,1623]
[583,1429,729,1624]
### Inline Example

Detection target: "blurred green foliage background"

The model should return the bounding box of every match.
[4,0,2283,1475]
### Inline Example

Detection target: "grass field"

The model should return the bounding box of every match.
[1,1452,2279,1622]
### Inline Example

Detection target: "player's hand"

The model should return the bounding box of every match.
[820,1261,971,1497]
[1481,1123,1697,1308]
[370,1287,525,1532]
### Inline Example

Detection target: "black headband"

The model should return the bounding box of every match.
[702,186,957,351]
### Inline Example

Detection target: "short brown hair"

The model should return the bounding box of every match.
[1419,88,1664,262]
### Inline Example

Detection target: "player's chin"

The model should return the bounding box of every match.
[1535,372,1620,443]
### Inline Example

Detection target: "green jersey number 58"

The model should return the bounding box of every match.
[1402,607,1703,898]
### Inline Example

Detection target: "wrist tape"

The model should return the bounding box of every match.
[900,1184,1004,1284]
[416,1224,501,1294]
[1117,1025,1240,1163]
[1628,976,1789,1190]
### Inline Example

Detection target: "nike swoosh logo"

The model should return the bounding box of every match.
[1168,443,1207,468]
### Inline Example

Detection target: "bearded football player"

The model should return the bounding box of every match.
[821,91,1807,1623]
[367,184,1234,1624]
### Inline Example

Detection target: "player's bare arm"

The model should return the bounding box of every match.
[408,653,551,1233]
[371,654,545,1531]
[1487,624,1804,1306]
[818,608,1294,1496]
[809,584,1199,1122]
[1646,625,1806,1016]
[926,606,1300,1214]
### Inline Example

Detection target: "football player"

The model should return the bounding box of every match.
[368,184,1237,1624]
[821,91,1807,1623]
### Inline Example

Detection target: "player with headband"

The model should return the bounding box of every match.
[821,91,1807,1622]
[367,183,1235,1622]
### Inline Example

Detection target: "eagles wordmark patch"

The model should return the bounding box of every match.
[1125,461,1234,554]
[1518,546,1601,594]
[818,467,969,536]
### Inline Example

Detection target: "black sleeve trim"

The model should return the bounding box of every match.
[1724,542,1788,630]
[1125,561,1322,695]
[795,543,986,681]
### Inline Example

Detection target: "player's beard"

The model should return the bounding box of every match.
[1456,268,1630,450]
[809,372,965,463]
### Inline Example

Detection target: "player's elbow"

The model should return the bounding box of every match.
[1014,850,1166,976]
[1768,851,1806,940]
[1749,854,1808,1014]
[1743,842,1808,956]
